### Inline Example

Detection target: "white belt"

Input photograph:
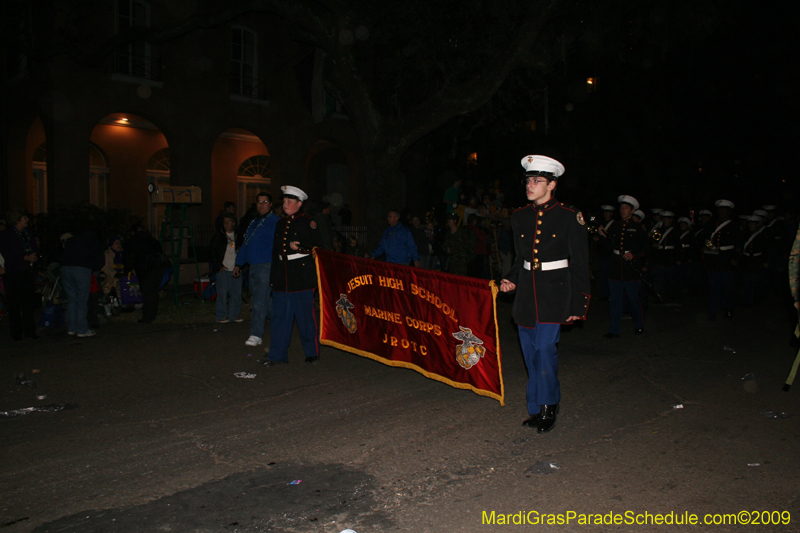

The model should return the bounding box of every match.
[718,245,734,251]
[657,246,675,250]
[279,253,310,261]
[523,259,568,271]
[613,249,631,255]
[743,252,762,257]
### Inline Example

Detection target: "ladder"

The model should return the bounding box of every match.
[160,203,203,306]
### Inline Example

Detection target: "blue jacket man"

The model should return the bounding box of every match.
[234,192,279,347]
[371,210,420,266]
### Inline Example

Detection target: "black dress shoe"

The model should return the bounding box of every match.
[634,328,644,334]
[522,414,541,428]
[603,333,620,339]
[258,358,288,367]
[537,404,559,434]
[304,356,319,363]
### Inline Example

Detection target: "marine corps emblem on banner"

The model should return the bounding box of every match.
[452,326,486,370]
[335,294,357,333]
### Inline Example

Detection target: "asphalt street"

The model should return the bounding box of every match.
[1,291,799,533]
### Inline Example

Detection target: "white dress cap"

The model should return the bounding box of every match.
[600,205,615,211]
[660,210,675,218]
[633,209,645,220]
[698,209,713,216]
[281,185,308,202]
[762,205,777,211]
[617,195,640,210]
[747,215,763,222]
[714,199,735,209]
[651,208,663,215]
[678,217,692,225]
[520,155,565,178]
[753,209,768,218]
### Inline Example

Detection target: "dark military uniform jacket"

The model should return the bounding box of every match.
[504,197,591,326]
[651,225,680,266]
[739,227,769,274]
[271,213,322,292]
[600,217,650,281]
[700,219,738,272]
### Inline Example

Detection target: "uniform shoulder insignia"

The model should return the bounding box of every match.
[577,211,585,225]
[310,220,317,229]
[512,205,530,214]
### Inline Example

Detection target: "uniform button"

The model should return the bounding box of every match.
[537,220,542,225]
[521,234,525,238]
[536,230,541,234]
[552,234,556,238]
[535,239,540,243]
[538,211,543,216]
[534,249,538,253]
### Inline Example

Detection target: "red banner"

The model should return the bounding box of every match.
[315,249,504,404]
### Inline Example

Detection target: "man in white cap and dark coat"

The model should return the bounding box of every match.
[597,195,650,337]
[500,155,590,434]
[650,210,680,302]
[259,185,323,366]
[701,199,739,320]
[592,205,616,300]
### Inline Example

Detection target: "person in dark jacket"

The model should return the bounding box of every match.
[500,155,590,434]
[210,214,244,323]
[60,230,105,337]
[597,195,650,337]
[0,208,39,340]
[124,224,170,324]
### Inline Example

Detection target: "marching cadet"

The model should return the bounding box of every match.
[593,204,617,299]
[650,210,680,302]
[632,209,646,226]
[597,195,650,337]
[739,214,769,306]
[677,216,698,295]
[762,205,785,295]
[259,185,323,366]
[701,199,739,320]
[500,155,590,434]
[649,208,664,238]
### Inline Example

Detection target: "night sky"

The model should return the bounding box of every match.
[415,1,798,216]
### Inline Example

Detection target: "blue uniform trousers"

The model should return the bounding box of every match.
[518,323,561,415]
[268,289,319,362]
[608,280,645,335]
[707,270,734,313]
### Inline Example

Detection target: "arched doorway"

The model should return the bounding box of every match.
[89,143,110,209]
[210,128,269,222]
[32,142,47,214]
[237,155,272,213]
[89,112,168,226]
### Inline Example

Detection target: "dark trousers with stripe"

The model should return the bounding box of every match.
[707,270,734,314]
[268,289,319,361]
[518,322,561,415]
[608,279,645,335]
